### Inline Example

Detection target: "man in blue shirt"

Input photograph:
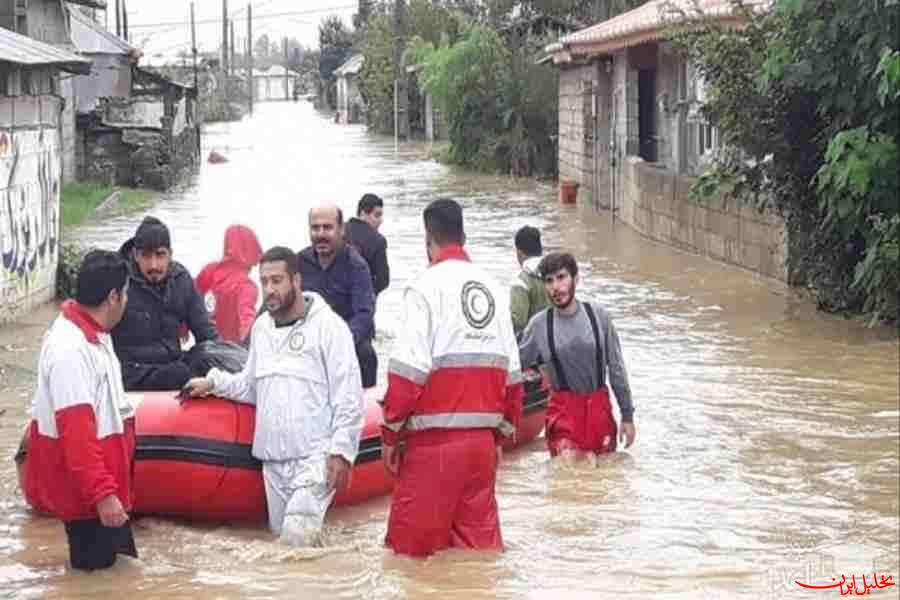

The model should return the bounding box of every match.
[298,205,377,388]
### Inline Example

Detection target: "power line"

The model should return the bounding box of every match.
[127,5,356,30]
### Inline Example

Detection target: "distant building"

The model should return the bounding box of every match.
[253,65,297,102]
[334,54,364,124]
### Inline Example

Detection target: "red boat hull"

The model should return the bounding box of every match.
[20,376,549,523]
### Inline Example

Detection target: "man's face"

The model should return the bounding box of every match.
[309,209,343,259]
[108,281,129,328]
[260,260,299,319]
[544,268,576,310]
[362,207,384,231]
[135,247,171,283]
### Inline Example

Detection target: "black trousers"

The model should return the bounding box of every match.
[356,338,378,389]
[64,519,138,571]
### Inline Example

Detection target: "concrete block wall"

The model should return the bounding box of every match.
[619,156,788,282]
[558,64,594,192]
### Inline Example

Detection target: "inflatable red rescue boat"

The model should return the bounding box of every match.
[18,373,549,523]
[133,373,549,521]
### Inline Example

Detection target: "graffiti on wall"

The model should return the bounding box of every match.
[0,128,61,320]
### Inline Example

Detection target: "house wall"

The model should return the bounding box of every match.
[79,96,198,191]
[24,0,69,44]
[74,54,132,114]
[0,93,63,323]
[557,63,595,200]
[618,156,788,282]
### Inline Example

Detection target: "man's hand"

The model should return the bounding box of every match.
[620,422,636,448]
[495,444,503,469]
[327,455,352,491]
[382,443,403,477]
[183,377,213,398]
[96,494,128,528]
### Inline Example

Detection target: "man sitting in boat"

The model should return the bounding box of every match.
[297,204,378,389]
[518,252,637,461]
[184,246,364,546]
[112,217,219,391]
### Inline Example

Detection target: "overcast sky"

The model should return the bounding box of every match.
[115,0,356,63]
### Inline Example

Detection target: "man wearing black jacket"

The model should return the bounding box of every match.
[344,194,390,296]
[112,217,218,391]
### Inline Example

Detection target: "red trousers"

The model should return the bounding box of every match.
[385,429,502,557]
[545,387,618,456]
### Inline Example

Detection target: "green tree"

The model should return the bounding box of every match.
[674,0,900,323]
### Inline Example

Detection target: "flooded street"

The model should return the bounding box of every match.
[1,102,898,599]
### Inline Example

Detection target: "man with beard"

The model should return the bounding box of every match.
[184,246,364,546]
[297,205,377,388]
[112,216,218,391]
[519,252,636,460]
[381,198,523,557]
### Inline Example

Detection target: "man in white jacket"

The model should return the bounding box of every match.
[185,246,364,545]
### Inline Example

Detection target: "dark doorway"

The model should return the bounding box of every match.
[638,69,657,162]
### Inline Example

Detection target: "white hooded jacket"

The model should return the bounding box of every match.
[207,292,364,464]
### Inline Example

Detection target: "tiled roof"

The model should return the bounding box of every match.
[552,0,769,58]
[0,27,91,74]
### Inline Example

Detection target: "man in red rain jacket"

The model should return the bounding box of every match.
[196,225,264,345]
[381,198,524,557]
[24,250,137,571]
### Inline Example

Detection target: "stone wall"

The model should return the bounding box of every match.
[79,121,199,191]
[1,96,63,324]
[619,157,788,282]
[558,64,594,200]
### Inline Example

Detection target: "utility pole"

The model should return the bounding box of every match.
[222,0,229,75]
[115,0,120,37]
[247,3,253,115]
[122,0,128,42]
[393,0,408,140]
[230,21,236,78]
[190,2,198,92]
[283,37,289,101]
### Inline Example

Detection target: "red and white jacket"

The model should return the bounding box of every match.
[381,245,523,446]
[24,300,136,522]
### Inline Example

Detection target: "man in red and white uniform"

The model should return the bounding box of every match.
[381,198,524,557]
[24,250,137,571]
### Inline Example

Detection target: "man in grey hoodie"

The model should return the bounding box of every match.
[519,252,636,460]
[510,226,550,337]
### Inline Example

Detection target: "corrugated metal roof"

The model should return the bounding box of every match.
[0,27,92,74]
[69,6,133,55]
[556,0,769,56]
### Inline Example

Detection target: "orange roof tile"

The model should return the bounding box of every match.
[554,0,769,58]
